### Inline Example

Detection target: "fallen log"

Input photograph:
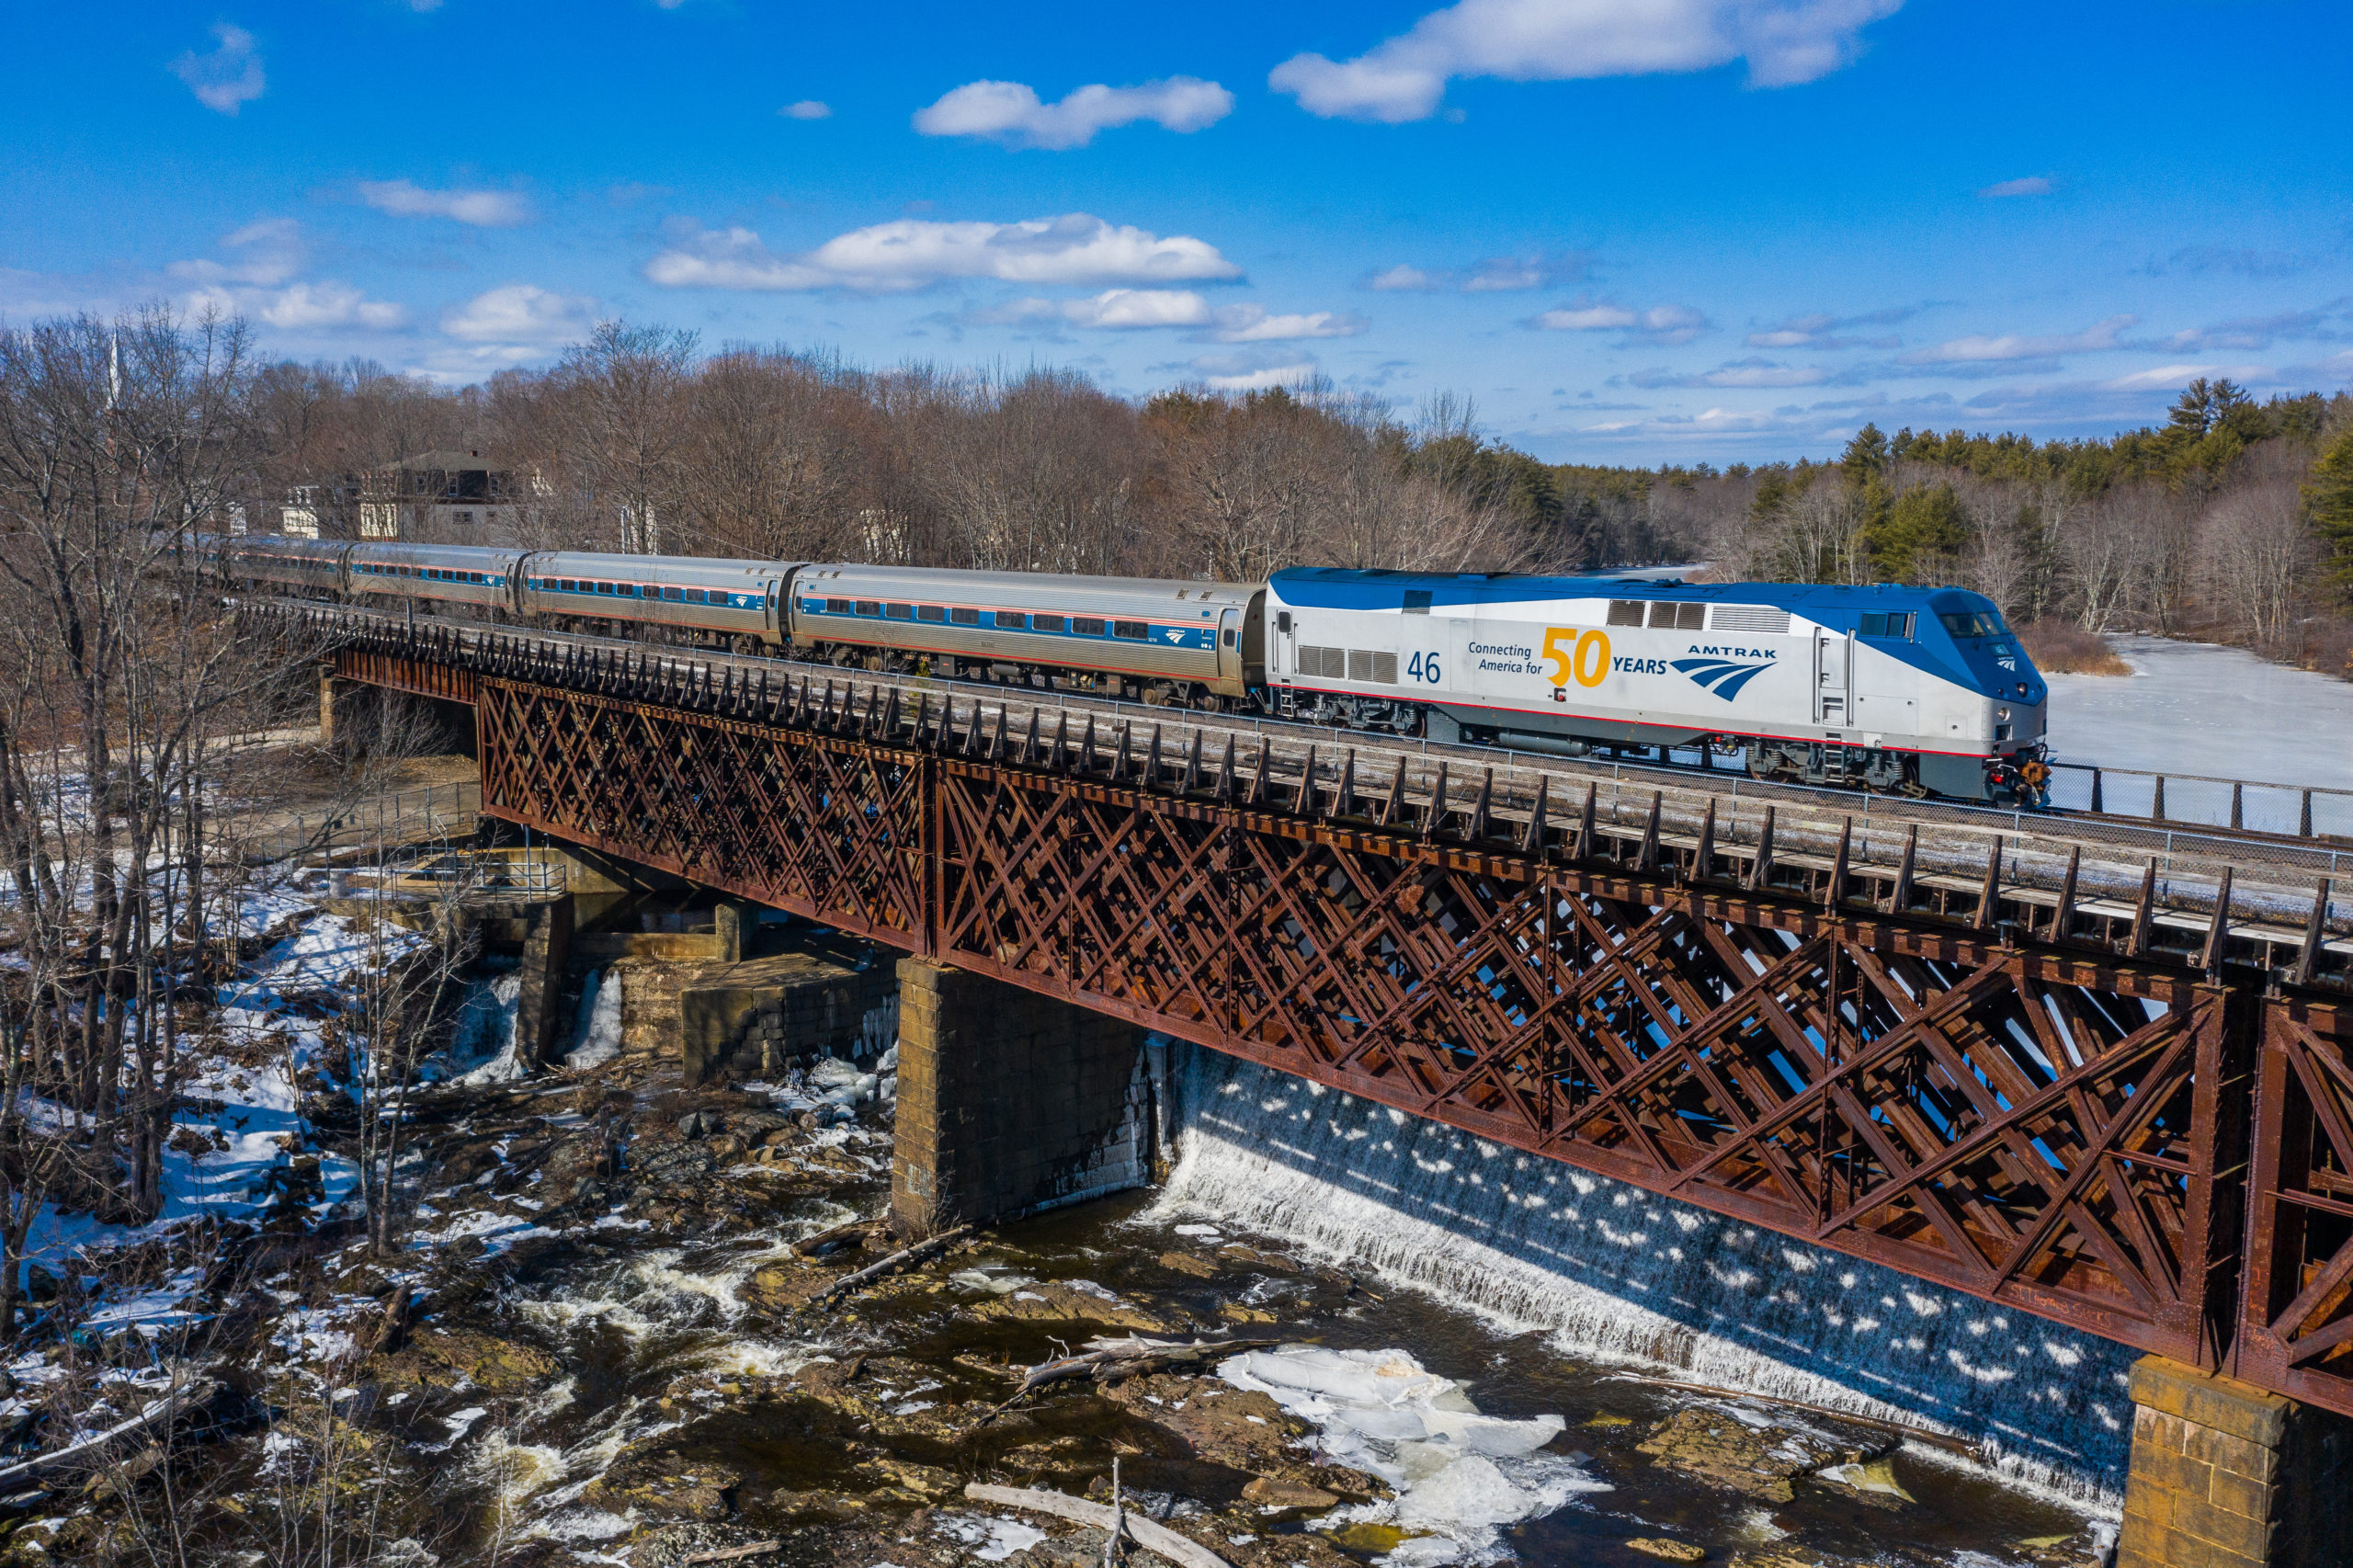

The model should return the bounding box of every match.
[962,1483,1231,1568]
[977,1336,1276,1425]
[0,1376,220,1493]
[678,1540,781,1564]
[816,1224,972,1308]
[791,1216,889,1258]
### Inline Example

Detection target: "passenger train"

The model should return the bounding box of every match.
[210,537,2051,804]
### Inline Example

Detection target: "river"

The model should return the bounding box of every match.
[2042,635,2353,830]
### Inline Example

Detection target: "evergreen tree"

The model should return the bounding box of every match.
[1868,483,1971,583]
[1840,422,1890,487]
[2307,425,2353,596]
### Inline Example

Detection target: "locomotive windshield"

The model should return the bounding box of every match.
[1938,609,2006,638]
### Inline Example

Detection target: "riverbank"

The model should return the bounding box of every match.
[0,958,2118,1568]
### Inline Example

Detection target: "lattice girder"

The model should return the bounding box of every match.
[451,676,2316,1397]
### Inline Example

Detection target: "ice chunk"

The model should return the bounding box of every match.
[1217,1346,1597,1559]
[1400,1454,1540,1527]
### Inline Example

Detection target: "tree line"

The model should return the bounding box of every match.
[244,323,2353,674]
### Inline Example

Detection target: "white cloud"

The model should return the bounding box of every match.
[171,219,402,332]
[1743,306,1910,350]
[168,218,303,287]
[781,100,832,119]
[1900,314,2135,364]
[978,291,1365,340]
[643,213,1242,293]
[1629,357,1827,388]
[2100,363,2271,393]
[442,284,600,345]
[171,23,266,116]
[1978,176,2052,198]
[1202,361,1322,392]
[1211,306,1367,341]
[913,76,1233,150]
[1530,297,1711,345]
[1364,264,1443,292]
[358,179,534,226]
[1270,0,1904,122]
[2150,309,2340,353]
[187,279,404,332]
[1363,251,1593,292]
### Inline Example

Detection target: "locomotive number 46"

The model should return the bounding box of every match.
[1541,628,1611,688]
[1407,651,1443,683]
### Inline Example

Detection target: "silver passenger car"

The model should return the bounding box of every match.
[786,564,1260,699]
[348,543,528,610]
[518,551,790,643]
[227,536,351,592]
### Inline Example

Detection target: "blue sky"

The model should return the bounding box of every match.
[5,0,2349,463]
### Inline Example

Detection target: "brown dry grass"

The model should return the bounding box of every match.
[2019,619,2132,676]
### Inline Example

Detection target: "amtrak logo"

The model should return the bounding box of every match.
[1672,656,1773,701]
[1163,629,1185,643]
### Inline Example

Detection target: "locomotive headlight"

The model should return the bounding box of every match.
[1995,707,2011,722]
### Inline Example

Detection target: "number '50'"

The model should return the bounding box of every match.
[1542,628,1610,688]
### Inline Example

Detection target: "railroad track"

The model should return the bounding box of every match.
[262,600,2353,974]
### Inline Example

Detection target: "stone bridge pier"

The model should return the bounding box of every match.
[2120,1358,2351,1568]
[889,957,1155,1233]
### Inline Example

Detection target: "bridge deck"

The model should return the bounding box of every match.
[280,601,2353,1417]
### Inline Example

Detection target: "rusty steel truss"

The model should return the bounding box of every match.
[329,631,2352,1415]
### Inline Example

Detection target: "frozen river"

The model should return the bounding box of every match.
[2042,635,2353,830]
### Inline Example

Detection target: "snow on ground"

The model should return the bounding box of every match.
[15,893,419,1336]
[2047,637,2353,787]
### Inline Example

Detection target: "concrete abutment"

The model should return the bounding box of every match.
[2120,1357,2352,1568]
[890,958,1154,1233]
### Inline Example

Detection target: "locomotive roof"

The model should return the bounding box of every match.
[1268,567,1998,618]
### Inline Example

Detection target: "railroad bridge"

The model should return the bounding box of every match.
[289,604,2353,1568]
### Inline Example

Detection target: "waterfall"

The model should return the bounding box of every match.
[565,969,624,1071]
[1147,1044,2136,1507]
[443,966,522,1083]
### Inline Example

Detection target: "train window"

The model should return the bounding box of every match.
[471,572,485,585]
[852,600,880,616]
[918,605,946,622]
[562,579,577,592]
[1938,610,2004,638]
[1113,619,1147,640]
[1031,613,1065,633]
[1608,600,1645,626]
[826,597,852,614]
[1860,612,1915,639]
[1222,628,1237,648]
[886,602,914,619]
[686,589,707,603]
[1403,590,1432,615]
[950,607,980,626]
[661,585,682,601]
[995,610,1026,630]
[596,582,613,595]
[1073,617,1106,635]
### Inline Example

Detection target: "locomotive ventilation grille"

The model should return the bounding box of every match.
[1709,605,1793,634]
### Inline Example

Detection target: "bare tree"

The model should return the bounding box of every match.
[2203,470,2313,648]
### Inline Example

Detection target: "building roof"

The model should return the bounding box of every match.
[383,449,503,472]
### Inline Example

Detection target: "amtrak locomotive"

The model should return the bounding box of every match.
[213,538,2050,803]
